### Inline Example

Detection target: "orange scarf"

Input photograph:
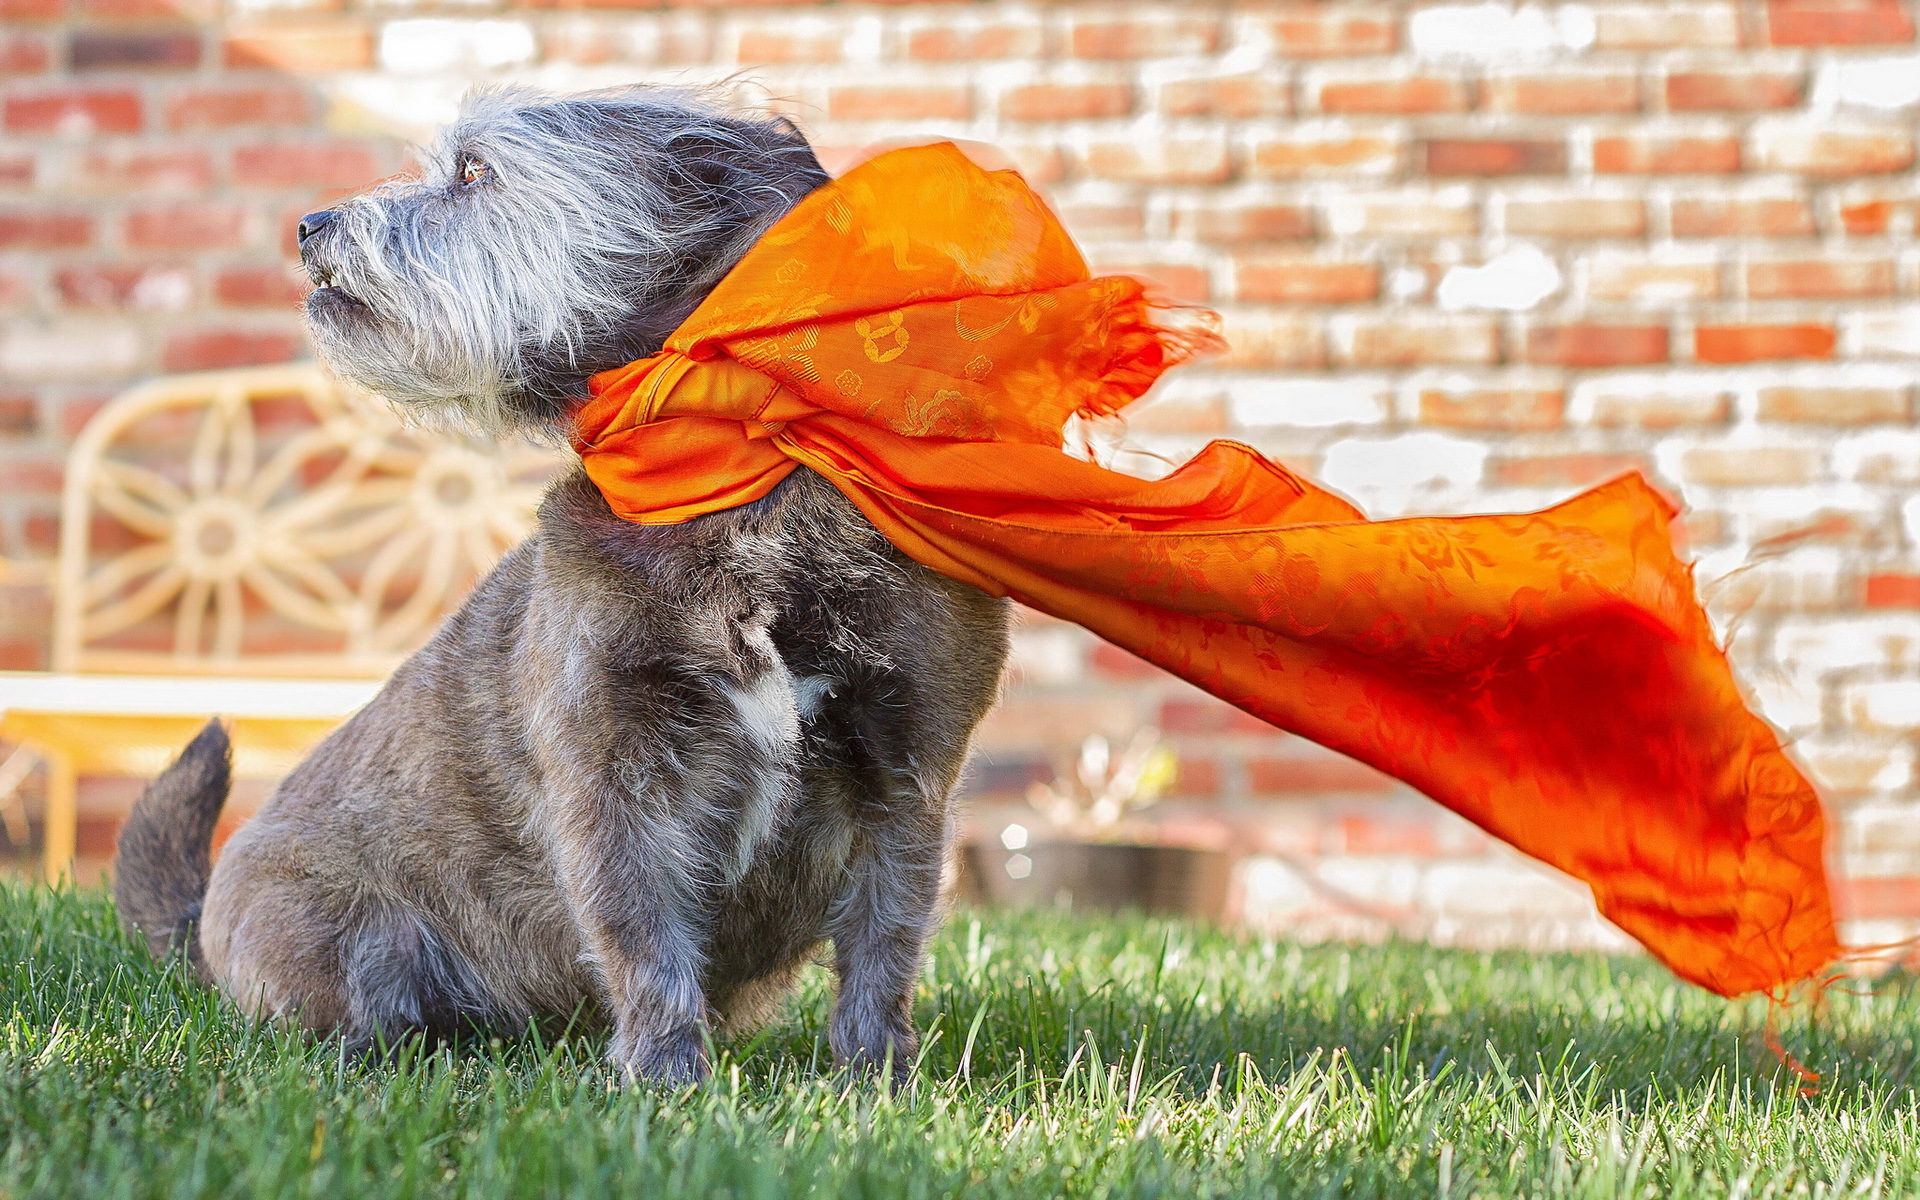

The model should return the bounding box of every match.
[575,142,1838,998]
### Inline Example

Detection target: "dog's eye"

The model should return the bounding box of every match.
[460,158,489,186]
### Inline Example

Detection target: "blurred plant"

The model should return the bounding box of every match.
[1024,729,1178,840]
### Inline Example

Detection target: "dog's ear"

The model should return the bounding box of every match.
[659,121,826,231]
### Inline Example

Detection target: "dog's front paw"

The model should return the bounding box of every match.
[610,1022,709,1086]
[830,1014,917,1087]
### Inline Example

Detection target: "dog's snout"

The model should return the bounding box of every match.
[296,210,337,247]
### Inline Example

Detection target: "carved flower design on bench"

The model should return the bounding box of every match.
[69,371,559,671]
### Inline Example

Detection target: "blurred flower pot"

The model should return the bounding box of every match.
[954,728,1232,919]
[959,840,1234,921]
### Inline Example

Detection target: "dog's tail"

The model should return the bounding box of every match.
[114,719,231,978]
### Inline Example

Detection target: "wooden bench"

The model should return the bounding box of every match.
[0,364,557,880]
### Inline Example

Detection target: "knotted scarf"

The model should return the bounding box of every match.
[575,142,1839,998]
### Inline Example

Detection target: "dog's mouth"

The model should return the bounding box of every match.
[302,258,368,310]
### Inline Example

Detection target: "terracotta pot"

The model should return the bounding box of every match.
[958,841,1233,921]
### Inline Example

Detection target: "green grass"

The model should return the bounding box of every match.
[5,884,1920,1199]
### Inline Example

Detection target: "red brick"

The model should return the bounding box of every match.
[1338,815,1439,856]
[1670,196,1814,237]
[1759,385,1908,422]
[1592,4,1742,48]
[1526,324,1670,367]
[1582,387,1735,426]
[1751,126,1915,176]
[126,202,248,251]
[0,149,31,188]
[1000,82,1129,122]
[1490,453,1652,487]
[1268,10,1396,57]
[828,85,970,122]
[1342,316,1499,366]
[1087,642,1168,680]
[1425,138,1564,176]
[735,28,847,63]
[1069,16,1218,58]
[80,0,213,18]
[69,147,213,193]
[1481,74,1639,113]
[0,0,63,18]
[165,83,313,130]
[1159,696,1273,736]
[1317,75,1467,114]
[1160,74,1288,118]
[1083,140,1231,184]
[0,32,51,73]
[1056,202,1144,239]
[1594,135,1740,174]
[232,142,380,190]
[223,23,372,72]
[1171,202,1312,243]
[69,27,201,71]
[1247,756,1396,795]
[1251,132,1398,177]
[162,328,302,372]
[1695,323,1835,362]
[0,208,90,248]
[1504,196,1645,238]
[1420,388,1564,430]
[1218,310,1326,369]
[906,21,1043,60]
[1584,256,1721,302]
[1838,876,1920,919]
[0,394,35,435]
[5,85,141,135]
[215,265,311,307]
[1170,758,1222,799]
[1866,574,1920,607]
[1677,444,1819,486]
[1236,257,1377,304]
[1093,260,1210,303]
[1747,257,1895,298]
[55,265,193,309]
[1840,198,1900,234]
[1666,70,1804,110]
[1767,0,1914,45]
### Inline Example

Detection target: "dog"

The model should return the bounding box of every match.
[113,85,1011,1084]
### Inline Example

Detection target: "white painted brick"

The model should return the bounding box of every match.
[1848,307,1920,358]
[379,20,537,75]
[1319,432,1488,516]
[1746,675,1826,732]
[1774,615,1920,676]
[1228,378,1391,428]
[1419,860,1592,919]
[1797,737,1914,794]
[1435,244,1561,311]
[0,319,140,383]
[1844,800,1920,854]
[1408,4,1594,57]
[1007,626,1085,687]
[1819,56,1920,110]
[1835,429,1920,484]
[1844,680,1920,731]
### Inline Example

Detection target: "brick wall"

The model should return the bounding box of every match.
[5,0,1920,949]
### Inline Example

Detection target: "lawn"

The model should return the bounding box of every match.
[3,883,1919,1199]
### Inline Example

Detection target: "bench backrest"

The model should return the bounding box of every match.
[52,364,559,677]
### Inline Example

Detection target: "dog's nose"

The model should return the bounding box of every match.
[296,210,337,247]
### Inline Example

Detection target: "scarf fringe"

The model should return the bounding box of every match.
[1077,289,1228,422]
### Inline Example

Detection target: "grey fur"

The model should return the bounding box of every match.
[115,85,1010,1084]
[114,719,229,972]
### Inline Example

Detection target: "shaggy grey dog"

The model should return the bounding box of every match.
[113,85,1010,1084]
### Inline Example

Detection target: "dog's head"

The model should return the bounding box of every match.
[299,85,826,435]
